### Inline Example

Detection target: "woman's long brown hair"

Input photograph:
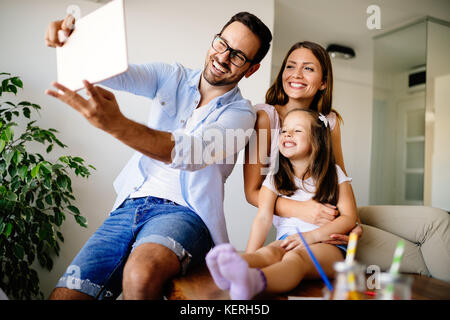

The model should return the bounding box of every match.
[266,41,342,122]
[273,109,339,206]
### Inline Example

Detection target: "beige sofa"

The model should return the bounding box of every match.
[355,205,450,282]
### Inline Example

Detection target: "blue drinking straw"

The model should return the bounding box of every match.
[296,227,333,292]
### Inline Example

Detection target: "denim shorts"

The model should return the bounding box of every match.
[278,233,347,257]
[55,196,213,299]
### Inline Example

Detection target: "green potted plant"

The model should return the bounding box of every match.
[0,72,95,299]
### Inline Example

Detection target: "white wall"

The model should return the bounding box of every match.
[332,63,372,206]
[432,74,450,211]
[0,0,274,297]
[426,21,450,211]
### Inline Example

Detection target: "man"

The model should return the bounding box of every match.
[45,11,272,300]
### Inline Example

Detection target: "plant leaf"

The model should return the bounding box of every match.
[36,199,45,210]
[56,175,68,189]
[13,150,23,165]
[31,164,40,178]
[67,205,80,215]
[45,194,53,205]
[14,244,25,259]
[72,157,84,163]
[4,222,12,237]
[8,85,17,95]
[6,191,17,201]
[1,79,9,90]
[75,215,87,228]
[18,165,28,180]
[23,107,31,119]
[43,176,52,189]
[56,231,64,242]
[53,210,65,227]
[3,125,14,142]
[11,77,23,88]
[4,150,14,166]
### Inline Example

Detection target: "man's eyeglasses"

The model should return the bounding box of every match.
[211,34,253,67]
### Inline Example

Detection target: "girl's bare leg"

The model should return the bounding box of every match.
[263,243,344,293]
[216,243,343,299]
[241,240,287,268]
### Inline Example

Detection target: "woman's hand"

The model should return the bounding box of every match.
[294,199,338,226]
[323,224,363,245]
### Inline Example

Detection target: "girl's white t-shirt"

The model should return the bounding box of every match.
[262,165,352,240]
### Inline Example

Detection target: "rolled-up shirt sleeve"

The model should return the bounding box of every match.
[169,105,256,171]
[100,63,175,99]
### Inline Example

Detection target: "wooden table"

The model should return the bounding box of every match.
[165,262,450,300]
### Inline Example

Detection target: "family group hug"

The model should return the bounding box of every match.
[43,11,417,300]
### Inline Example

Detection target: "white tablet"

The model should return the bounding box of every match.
[56,0,128,91]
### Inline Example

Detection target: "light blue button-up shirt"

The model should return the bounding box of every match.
[102,62,256,245]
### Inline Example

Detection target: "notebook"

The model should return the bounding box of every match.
[56,0,128,91]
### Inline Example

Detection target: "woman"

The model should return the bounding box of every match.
[207,109,358,299]
[244,41,362,243]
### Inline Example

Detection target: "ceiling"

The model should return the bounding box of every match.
[273,0,450,73]
[374,20,427,73]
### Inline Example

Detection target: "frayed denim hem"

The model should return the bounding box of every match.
[55,276,114,300]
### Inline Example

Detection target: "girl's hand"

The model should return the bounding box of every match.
[298,199,338,226]
[280,234,303,251]
[324,224,363,245]
[280,232,316,251]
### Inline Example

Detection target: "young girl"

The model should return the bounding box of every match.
[206,108,358,300]
[244,41,362,244]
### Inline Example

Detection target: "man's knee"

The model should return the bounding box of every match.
[49,287,94,300]
[123,243,180,291]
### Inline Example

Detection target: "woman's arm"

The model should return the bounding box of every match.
[326,120,363,243]
[307,182,358,243]
[330,119,346,173]
[275,197,338,226]
[246,186,278,253]
[244,110,271,207]
[282,181,358,250]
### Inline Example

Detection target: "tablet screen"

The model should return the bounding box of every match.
[56,0,128,91]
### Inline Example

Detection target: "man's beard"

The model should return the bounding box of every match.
[202,58,247,87]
